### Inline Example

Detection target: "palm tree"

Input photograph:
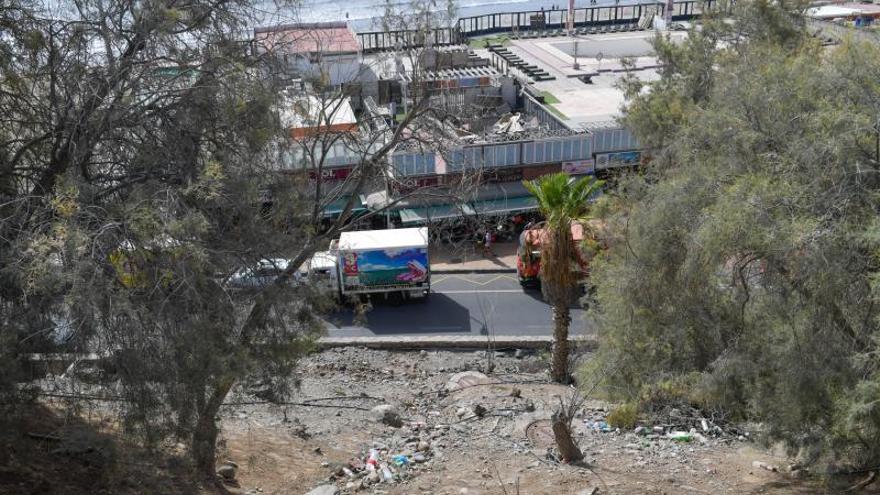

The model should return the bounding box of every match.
[524,172,603,383]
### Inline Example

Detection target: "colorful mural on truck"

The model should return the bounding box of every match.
[341,248,429,288]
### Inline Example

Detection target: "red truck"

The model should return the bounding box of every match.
[516,220,606,287]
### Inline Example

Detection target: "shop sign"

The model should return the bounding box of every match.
[595,151,642,169]
[307,166,352,181]
[391,175,443,192]
[483,167,524,183]
[562,160,595,175]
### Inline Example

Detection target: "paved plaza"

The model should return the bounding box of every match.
[476,30,686,128]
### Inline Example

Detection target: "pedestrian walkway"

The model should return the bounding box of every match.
[432,241,519,273]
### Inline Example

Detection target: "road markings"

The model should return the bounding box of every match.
[434,289,523,294]
[432,274,518,286]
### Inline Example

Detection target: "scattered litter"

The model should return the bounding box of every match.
[366,449,379,470]
[667,431,693,442]
[752,460,779,472]
[381,464,394,481]
[587,420,612,432]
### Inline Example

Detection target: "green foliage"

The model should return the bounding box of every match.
[524,173,603,226]
[607,402,639,430]
[524,173,604,302]
[0,0,326,475]
[526,173,604,381]
[591,1,880,470]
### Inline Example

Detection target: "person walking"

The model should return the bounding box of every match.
[482,230,495,257]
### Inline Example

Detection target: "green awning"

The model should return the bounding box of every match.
[399,204,476,226]
[323,195,367,217]
[471,195,538,215]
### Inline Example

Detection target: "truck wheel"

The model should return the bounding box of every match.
[388,291,404,306]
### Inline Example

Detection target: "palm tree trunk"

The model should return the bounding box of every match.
[551,304,571,383]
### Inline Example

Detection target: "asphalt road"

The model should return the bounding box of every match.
[324,273,590,337]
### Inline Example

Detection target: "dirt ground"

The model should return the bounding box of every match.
[213,348,843,495]
[4,348,875,495]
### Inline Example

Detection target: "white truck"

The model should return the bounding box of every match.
[303,227,430,303]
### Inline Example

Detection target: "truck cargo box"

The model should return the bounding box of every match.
[336,227,430,295]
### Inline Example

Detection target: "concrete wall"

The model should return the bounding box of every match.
[293,52,363,86]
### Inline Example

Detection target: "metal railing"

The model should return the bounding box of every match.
[356,0,714,53]
[805,17,880,45]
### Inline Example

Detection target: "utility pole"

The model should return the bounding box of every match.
[568,0,575,34]
[664,0,674,29]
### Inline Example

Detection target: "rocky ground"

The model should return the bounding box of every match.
[212,348,828,495]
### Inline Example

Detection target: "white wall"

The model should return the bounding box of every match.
[293,53,362,87]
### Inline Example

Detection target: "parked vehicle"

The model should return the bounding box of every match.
[516,221,596,288]
[326,227,430,302]
[225,258,296,289]
[298,250,339,296]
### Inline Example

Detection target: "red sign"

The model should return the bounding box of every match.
[307,166,352,181]
[391,175,443,192]
[342,252,359,276]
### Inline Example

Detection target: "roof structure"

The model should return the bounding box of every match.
[255,22,360,56]
[806,5,864,18]
[338,228,429,251]
[280,95,358,137]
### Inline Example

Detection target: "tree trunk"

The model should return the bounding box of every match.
[551,304,571,383]
[193,410,219,478]
[552,412,584,463]
[192,379,235,481]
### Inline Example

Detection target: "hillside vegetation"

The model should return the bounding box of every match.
[590,0,880,471]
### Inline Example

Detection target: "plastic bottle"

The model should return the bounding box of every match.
[381,464,394,482]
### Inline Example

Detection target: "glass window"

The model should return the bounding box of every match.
[449,149,463,171]
[507,144,518,166]
[551,141,562,161]
[485,146,496,168]
[593,132,603,152]
[523,142,533,164]
[466,147,480,169]
[562,139,574,161]
[627,131,638,149]
[582,137,592,159]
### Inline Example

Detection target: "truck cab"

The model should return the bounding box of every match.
[299,250,339,297]
[516,221,590,288]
